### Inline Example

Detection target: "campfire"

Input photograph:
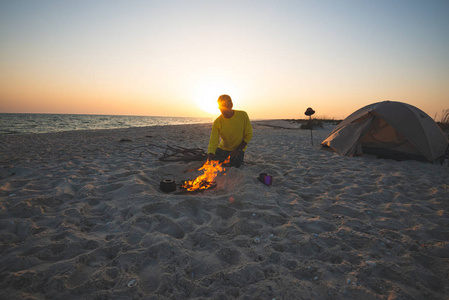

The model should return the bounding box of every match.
[181,158,228,192]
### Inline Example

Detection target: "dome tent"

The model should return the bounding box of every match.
[321,101,448,162]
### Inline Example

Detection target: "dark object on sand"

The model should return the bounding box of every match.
[136,144,207,161]
[160,174,177,193]
[159,145,207,162]
[258,173,273,186]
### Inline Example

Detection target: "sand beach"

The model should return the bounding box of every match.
[1,120,448,299]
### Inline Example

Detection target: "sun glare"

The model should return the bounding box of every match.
[197,94,221,115]
[192,78,241,116]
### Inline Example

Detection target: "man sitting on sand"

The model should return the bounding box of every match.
[207,94,253,168]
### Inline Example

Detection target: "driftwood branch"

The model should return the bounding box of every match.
[133,143,207,162]
[139,149,159,157]
[160,145,207,162]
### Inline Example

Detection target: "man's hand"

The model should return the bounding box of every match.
[230,141,247,157]
[207,153,215,161]
[230,149,241,157]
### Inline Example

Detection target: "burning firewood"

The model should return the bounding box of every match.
[180,158,229,192]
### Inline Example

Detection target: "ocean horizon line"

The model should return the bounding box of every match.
[0,113,217,136]
[0,112,213,119]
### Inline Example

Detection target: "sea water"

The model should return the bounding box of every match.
[0,113,213,135]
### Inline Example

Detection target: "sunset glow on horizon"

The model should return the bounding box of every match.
[1,1,448,121]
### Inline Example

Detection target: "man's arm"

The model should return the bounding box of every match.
[207,120,220,160]
[229,112,252,157]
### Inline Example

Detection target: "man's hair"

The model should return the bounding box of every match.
[217,94,232,103]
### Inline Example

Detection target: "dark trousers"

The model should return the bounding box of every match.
[215,148,245,168]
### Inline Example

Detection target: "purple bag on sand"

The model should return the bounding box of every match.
[258,173,273,186]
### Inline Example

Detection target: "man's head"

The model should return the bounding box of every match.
[217,95,234,118]
[218,94,233,108]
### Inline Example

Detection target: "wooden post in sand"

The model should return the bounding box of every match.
[305,107,315,146]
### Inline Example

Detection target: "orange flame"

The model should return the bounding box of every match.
[182,158,229,191]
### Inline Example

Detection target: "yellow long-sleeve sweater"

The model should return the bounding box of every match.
[207,110,253,154]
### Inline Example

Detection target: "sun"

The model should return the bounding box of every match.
[192,78,240,116]
[196,92,221,115]
[193,85,221,115]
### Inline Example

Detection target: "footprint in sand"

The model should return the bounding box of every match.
[136,215,185,239]
[142,202,179,218]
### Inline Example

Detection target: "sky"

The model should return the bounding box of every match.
[1,0,448,120]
